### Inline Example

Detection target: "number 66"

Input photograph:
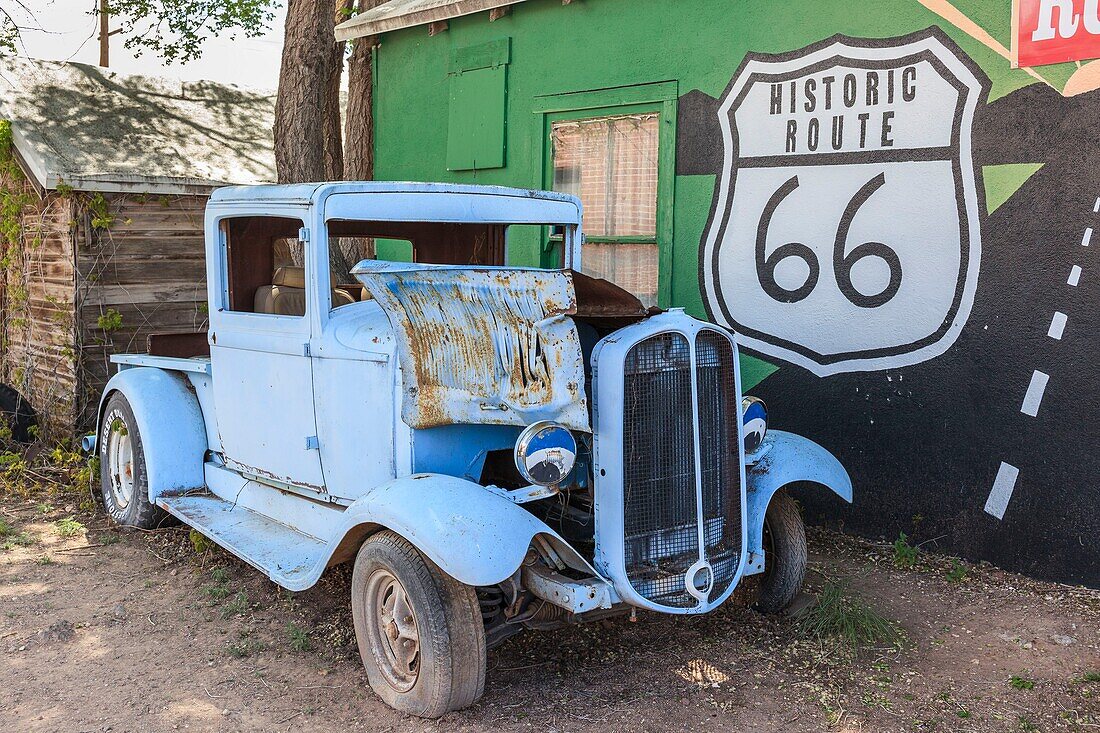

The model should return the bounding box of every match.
[755,172,902,308]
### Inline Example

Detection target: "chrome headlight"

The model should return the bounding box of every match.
[514,421,577,486]
[741,396,768,454]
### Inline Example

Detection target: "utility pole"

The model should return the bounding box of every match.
[98,0,109,67]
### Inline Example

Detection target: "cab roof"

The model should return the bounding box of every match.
[210,181,580,209]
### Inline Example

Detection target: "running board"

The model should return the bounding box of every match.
[158,494,328,590]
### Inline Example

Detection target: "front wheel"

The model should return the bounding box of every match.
[98,393,170,529]
[351,530,486,718]
[755,489,807,614]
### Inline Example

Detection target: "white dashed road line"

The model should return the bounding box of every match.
[1094,197,1099,213]
[1048,311,1068,340]
[1020,370,1049,417]
[984,462,1020,519]
[988,211,1092,520]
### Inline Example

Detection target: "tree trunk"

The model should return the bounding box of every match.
[274,0,334,183]
[323,0,355,181]
[344,1,384,181]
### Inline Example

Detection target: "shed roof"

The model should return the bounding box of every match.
[0,56,276,195]
[335,0,528,41]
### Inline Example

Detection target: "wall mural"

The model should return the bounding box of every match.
[682,24,1100,585]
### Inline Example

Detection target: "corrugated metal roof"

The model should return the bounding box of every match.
[0,56,276,194]
[335,0,528,41]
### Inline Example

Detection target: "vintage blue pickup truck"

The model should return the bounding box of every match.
[85,183,852,717]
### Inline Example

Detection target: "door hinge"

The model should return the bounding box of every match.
[303,342,311,357]
[298,226,310,243]
[305,435,319,450]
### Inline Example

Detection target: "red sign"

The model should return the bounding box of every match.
[1013,0,1100,67]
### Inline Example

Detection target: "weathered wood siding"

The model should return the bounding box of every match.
[75,193,209,429]
[0,181,78,440]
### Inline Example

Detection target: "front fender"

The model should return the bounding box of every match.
[333,473,601,588]
[745,430,852,572]
[95,367,208,502]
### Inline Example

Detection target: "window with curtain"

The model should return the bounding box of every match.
[551,113,660,306]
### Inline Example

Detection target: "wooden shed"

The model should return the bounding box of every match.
[0,57,275,440]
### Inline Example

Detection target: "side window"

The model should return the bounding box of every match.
[328,236,378,308]
[551,113,660,306]
[221,216,307,317]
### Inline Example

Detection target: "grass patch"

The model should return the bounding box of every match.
[287,623,312,652]
[1010,674,1036,690]
[54,517,85,538]
[798,581,903,652]
[221,591,249,619]
[1018,717,1039,731]
[226,638,267,658]
[203,567,232,600]
[0,518,35,550]
[1080,671,1100,683]
[36,555,54,565]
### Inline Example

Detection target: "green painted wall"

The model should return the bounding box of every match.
[370,0,1100,586]
[371,0,1051,389]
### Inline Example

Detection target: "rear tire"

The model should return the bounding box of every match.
[755,489,807,614]
[0,383,37,443]
[351,530,486,718]
[98,393,170,529]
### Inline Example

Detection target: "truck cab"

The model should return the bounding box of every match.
[88,182,852,718]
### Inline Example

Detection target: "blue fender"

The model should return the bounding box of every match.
[744,430,852,573]
[331,473,599,587]
[95,367,209,502]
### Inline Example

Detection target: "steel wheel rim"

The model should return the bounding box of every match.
[107,421,134,509]
[365,569,420,692]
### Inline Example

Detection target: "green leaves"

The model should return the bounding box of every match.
[102,1,279,64]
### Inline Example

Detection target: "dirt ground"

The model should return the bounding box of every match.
[1,494,1097,733]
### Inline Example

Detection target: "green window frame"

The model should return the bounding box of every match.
[533,81,678,307]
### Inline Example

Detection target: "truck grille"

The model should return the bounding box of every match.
[620,329,742,608]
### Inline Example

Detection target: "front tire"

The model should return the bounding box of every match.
[755,489,807,614]
[98,393,170,529]
[351,530,486,718]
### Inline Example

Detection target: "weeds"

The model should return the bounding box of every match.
[797,580,903,652]
[287,623,312,652]
[203,567,232,600]
[1018,717,1039,731]
[892,532,918,569]
[36,555,53,565]
[1081,671,1100,683]
[54,517,85,538]
[189,528,216,554]
[226,638,266,658]
[946,560,968,583]
[1010,674,1036,690]
[221,591,249,619]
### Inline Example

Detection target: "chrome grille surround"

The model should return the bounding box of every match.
[592,312,747,614]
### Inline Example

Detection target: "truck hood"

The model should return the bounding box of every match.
[352,262,591,432]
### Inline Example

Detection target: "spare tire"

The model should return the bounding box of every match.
[0,383,37,443]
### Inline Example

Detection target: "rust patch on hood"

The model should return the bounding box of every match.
[353,263,591,431]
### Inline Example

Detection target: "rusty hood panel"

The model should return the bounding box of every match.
[352,262,591,432]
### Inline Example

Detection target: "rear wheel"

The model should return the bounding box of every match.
[755,489,807,614]
[98,393,170,529]
[351,530,486,718]
[0,383,36,443]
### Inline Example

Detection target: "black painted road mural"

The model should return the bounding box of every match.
[683,28,1100,586]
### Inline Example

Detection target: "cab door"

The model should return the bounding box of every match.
[207,211,326,493]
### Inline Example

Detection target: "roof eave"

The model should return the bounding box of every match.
[334,0,525,41]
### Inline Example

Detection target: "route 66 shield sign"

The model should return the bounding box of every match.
[701,31,987,376]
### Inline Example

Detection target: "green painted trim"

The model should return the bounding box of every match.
[535,86,677,306]
[449,37,511,73]
[531,80,678,114]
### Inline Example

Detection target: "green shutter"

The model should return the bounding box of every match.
[446,39,509,171]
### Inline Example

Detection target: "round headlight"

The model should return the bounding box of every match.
[741,396,768,454]
[514,421,577,487]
